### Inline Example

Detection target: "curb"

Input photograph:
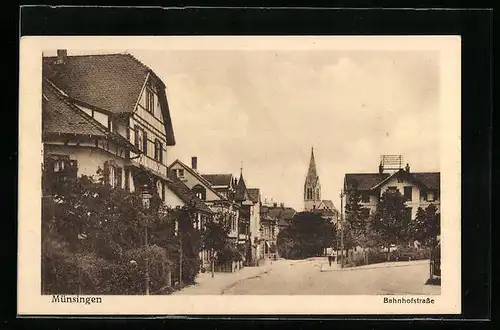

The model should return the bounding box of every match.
[320,260,429,272]
[220,267,273,295]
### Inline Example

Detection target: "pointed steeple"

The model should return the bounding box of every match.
[305,147,318,184]
[304,147,321,211]
[235,165,249,202]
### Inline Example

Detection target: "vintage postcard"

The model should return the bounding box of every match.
[18,36,461,315]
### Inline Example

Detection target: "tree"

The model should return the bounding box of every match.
[276,212,336,259]
[410,204,440,247]
[370,189,409,253]
[42,170,176,294]
[201,211,232,273]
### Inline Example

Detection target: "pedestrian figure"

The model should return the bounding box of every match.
[328,249,335,267]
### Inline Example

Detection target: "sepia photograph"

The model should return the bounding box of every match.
[18,36,461,315]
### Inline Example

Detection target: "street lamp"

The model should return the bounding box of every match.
[339,189,345,269]
[141,184,152,295]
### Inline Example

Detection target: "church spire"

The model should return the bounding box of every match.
[306,147,318,183]
[304,147,321,211]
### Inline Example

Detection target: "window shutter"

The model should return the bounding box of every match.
[143,131,148,156]
[159,142,163,163]
[134,127,139,148]
[116,167,123,189]
[103,161,110,184]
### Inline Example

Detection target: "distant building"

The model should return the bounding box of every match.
[343,158,440,222]
[302,147,338,220]
[304,147,321,211]
[260,202,297,258]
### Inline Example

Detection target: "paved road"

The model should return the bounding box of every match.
[222,258,441,295]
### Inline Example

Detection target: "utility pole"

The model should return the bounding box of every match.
[340,189,345,269]
[145,213,150,295]
[179,225,183,286]
[142,185,151,295]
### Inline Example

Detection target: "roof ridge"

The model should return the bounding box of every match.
[170,159,227,201]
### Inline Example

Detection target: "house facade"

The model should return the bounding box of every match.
[43,50,175,197]
[343,162,440,222]
[168,158,240,242]
[260,203,297,258]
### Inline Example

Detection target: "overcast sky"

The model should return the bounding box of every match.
[46,49,440,211]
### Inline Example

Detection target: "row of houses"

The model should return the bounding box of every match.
[41,50,296,273]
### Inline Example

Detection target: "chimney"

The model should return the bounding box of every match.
[273,202,277,208]
[405,163,410,173]
[280,202,284,208]
[379,161,384,174]
[191,156,197,170]
[56,49,67,64]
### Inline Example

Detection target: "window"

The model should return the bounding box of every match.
[361,193,370,203]
[154,139,163,163]
[134,126,148,156]
[387,186,398,194]
[192,185,206,200]
[108,165,122,189]
[427,190,435,202]
[124,168,130,191]
[178,169,185,178]
[306,187,313,200]
[145,86,155,113]
[403,186,412,200]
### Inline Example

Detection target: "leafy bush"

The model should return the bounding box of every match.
[216,245,242,265]
[389,246,430,261]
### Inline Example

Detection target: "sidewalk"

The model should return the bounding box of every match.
[171,263,274,295]
[320,259,429,272]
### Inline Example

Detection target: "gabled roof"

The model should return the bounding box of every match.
[318,200,336,211]
[344,170,440,191]
[42,52,175,145]
[42,79,139,153]
[168,159,227,201]
[201,174,233,187]
[166,173,213,215]
[247,188,261,204]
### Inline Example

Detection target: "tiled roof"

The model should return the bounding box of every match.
[261,206,296,227]
[247,188,260,203]
[413,172,440,190]
[201,174,233,187]
[42,52,175,145]
[344,173,390,191]
[43,79,140,152]
[43,80,107,137]
[344,171,440,191]
[166,170,213,215]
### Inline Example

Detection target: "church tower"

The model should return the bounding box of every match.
[304,147,321,211]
